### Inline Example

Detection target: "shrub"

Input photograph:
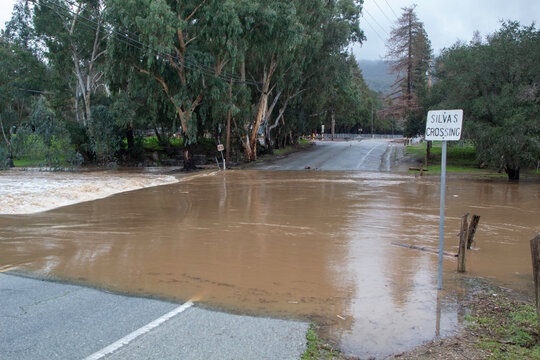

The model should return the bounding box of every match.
[90,105,122,164]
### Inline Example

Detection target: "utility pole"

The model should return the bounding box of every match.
[226,79,232,165]
[371,102,374,138]
[331,111,335,141]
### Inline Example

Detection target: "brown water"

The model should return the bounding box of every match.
[1,170,539,358]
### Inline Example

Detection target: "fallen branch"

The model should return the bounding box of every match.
[392,242,458,258]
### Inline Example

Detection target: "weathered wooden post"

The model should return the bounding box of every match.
[467,214,480,249]
[530,233,540,342]
[457,213,469,273]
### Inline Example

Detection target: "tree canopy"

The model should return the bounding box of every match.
[431,22,540,180]
[0,0,385,169]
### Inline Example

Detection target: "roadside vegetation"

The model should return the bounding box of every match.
[302,325,351,360]
[1,2,537,177]
[1,0,379,172]
[406,141,540,178]
[382,6,539,181]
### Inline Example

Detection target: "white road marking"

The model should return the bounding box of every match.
[83,301,194,360]
[356,142,385,170]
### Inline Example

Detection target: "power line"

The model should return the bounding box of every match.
[363,8,388,36]
[373,0,394,26]
[361,15,386,42]
[382,0,400,19]
[38,0,260,86]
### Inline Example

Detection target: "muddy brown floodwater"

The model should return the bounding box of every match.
[1,170,539,358]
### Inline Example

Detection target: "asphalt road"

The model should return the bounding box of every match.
[0,273,307,359]
[255,139,404,171]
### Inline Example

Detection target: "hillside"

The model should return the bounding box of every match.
[357,59,395,94]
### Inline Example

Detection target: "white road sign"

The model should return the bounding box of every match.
[217,144,224,152]
[425,109,463,141]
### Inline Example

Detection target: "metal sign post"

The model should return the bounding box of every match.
[217,144,225,170]
[437,141,447,290]
[425,109,463,290]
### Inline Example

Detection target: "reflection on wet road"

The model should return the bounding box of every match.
[0,170,539,358]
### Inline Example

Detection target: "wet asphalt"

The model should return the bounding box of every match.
[0,273,307,359]
[254,139,398,171]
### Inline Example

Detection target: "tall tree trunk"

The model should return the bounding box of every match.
[407,12,413,107]
[126,122,134,150]
[425,140,432,166]
[246,56,277,162]
[506,167,520,181]
[182,137,196,171]
[0,115,14,167]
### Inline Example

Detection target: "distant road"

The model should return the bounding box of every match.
[254,139,405,171]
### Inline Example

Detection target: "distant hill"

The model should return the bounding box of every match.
[357,59,395,95]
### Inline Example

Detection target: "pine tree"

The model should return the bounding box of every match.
[383,5,431,120]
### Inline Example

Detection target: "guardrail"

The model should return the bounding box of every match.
[303,133,405,141]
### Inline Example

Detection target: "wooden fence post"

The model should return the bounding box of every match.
[457,213,469,273]
[530,233,540,342]
[467,214,480,249]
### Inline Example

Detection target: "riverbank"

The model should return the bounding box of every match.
[387,280,539,360]
[303,280,539,360]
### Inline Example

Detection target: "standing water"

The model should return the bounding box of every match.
[0,170,538,358]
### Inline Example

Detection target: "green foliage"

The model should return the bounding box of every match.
[406,142,486,173]
[0,145,11,170]
[3,0,372,166]
[302,324,344,360]
[467,294,540,359]
[90,105,122,164]
[0,35,50,132]
[9,97,81,169]
[64,120,91,159]
[433,22,540,180]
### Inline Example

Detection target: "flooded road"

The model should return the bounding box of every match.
[1,170,539,358]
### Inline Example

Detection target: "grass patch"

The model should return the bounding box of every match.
[405,144,426,158]
[13,159,39,167]
[264,142,312,157]
[406,141,489,174]
[273,146,295,156]
[466,292,540,359]
[302,325,347,360]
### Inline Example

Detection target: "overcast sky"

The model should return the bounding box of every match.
[1,0,539,60]
[354,0,540,60]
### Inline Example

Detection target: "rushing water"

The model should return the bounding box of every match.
[0,170,538,358]
[0,169,179,214]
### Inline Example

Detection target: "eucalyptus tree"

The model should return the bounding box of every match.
[239,0,365,158]
[34,0,109,127]
[283,0,365,139]
[107,0,244,169]
[0,35,50,164]
[3,0,35,50]
[229,0,303,161]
